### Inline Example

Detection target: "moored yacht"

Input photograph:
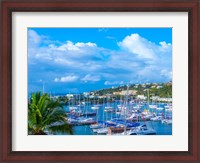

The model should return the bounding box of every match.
[161,119,172,124]
[96,127,109,134]
[127,124,156,135]
[150,116,163,121]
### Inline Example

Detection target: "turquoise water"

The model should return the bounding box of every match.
[72,121,172,135]
[63,102,172,135]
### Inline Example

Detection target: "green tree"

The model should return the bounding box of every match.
[28,92,73,135]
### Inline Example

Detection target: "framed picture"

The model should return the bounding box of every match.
[1,0,199,162]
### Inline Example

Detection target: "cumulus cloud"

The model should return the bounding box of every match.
[118,33,171,60]
[28,29,172,93]
[104,81,124,85]
[56,41,97,51]
[160,69,172,79]
[28,30,105,70]
[54,75,79,82]
[118,34,155,59]
[81,74,101,82]
[28,29,41,45]
[159,41,172,52]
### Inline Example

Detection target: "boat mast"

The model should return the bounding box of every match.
[86,95,88,118]
[103,97,105,128]
[124,84,129,134]
[147,88,150,110]
[83,95,86,116]
[120,93,122,119]
[79,94,81,116]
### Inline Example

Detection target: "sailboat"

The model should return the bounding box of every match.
[161,107,172,124]
[94,96,111,135]
[126,124,156,135]
[90,105,100,129]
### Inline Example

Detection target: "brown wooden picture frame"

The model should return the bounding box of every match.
[0,0,199,162]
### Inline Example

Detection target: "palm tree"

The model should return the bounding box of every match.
[28,92,73,135]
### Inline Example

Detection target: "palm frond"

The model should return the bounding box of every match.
[28,92,72,135]
[48,123,73,135]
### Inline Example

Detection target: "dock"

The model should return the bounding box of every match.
[67,121,96,126]
[66,112,96,117]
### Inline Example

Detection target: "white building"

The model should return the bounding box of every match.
[66,94,73,98]
[137,95,147,100]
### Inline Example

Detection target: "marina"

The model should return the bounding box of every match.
[57,86,172,135]
[28,28,173,136]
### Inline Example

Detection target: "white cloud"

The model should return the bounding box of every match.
[118,33,172,61]
[104,81,124,85]
[54,75,79,82]
[28,31,103,66]
[81,74,100,82]
[28,29,41,45]
[54,58,75,66]
[159,41,171,49]
[56,41,97,52]
[75,42,96,47]
[28,30,172,91]
[159,41,172,52]
[54,78,59,82]
[57,41,79,51]
[137,66,157,79]
[118,34,156,59]
[160,69,172,79]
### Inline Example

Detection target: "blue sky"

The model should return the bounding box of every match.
[28,28,172,94]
